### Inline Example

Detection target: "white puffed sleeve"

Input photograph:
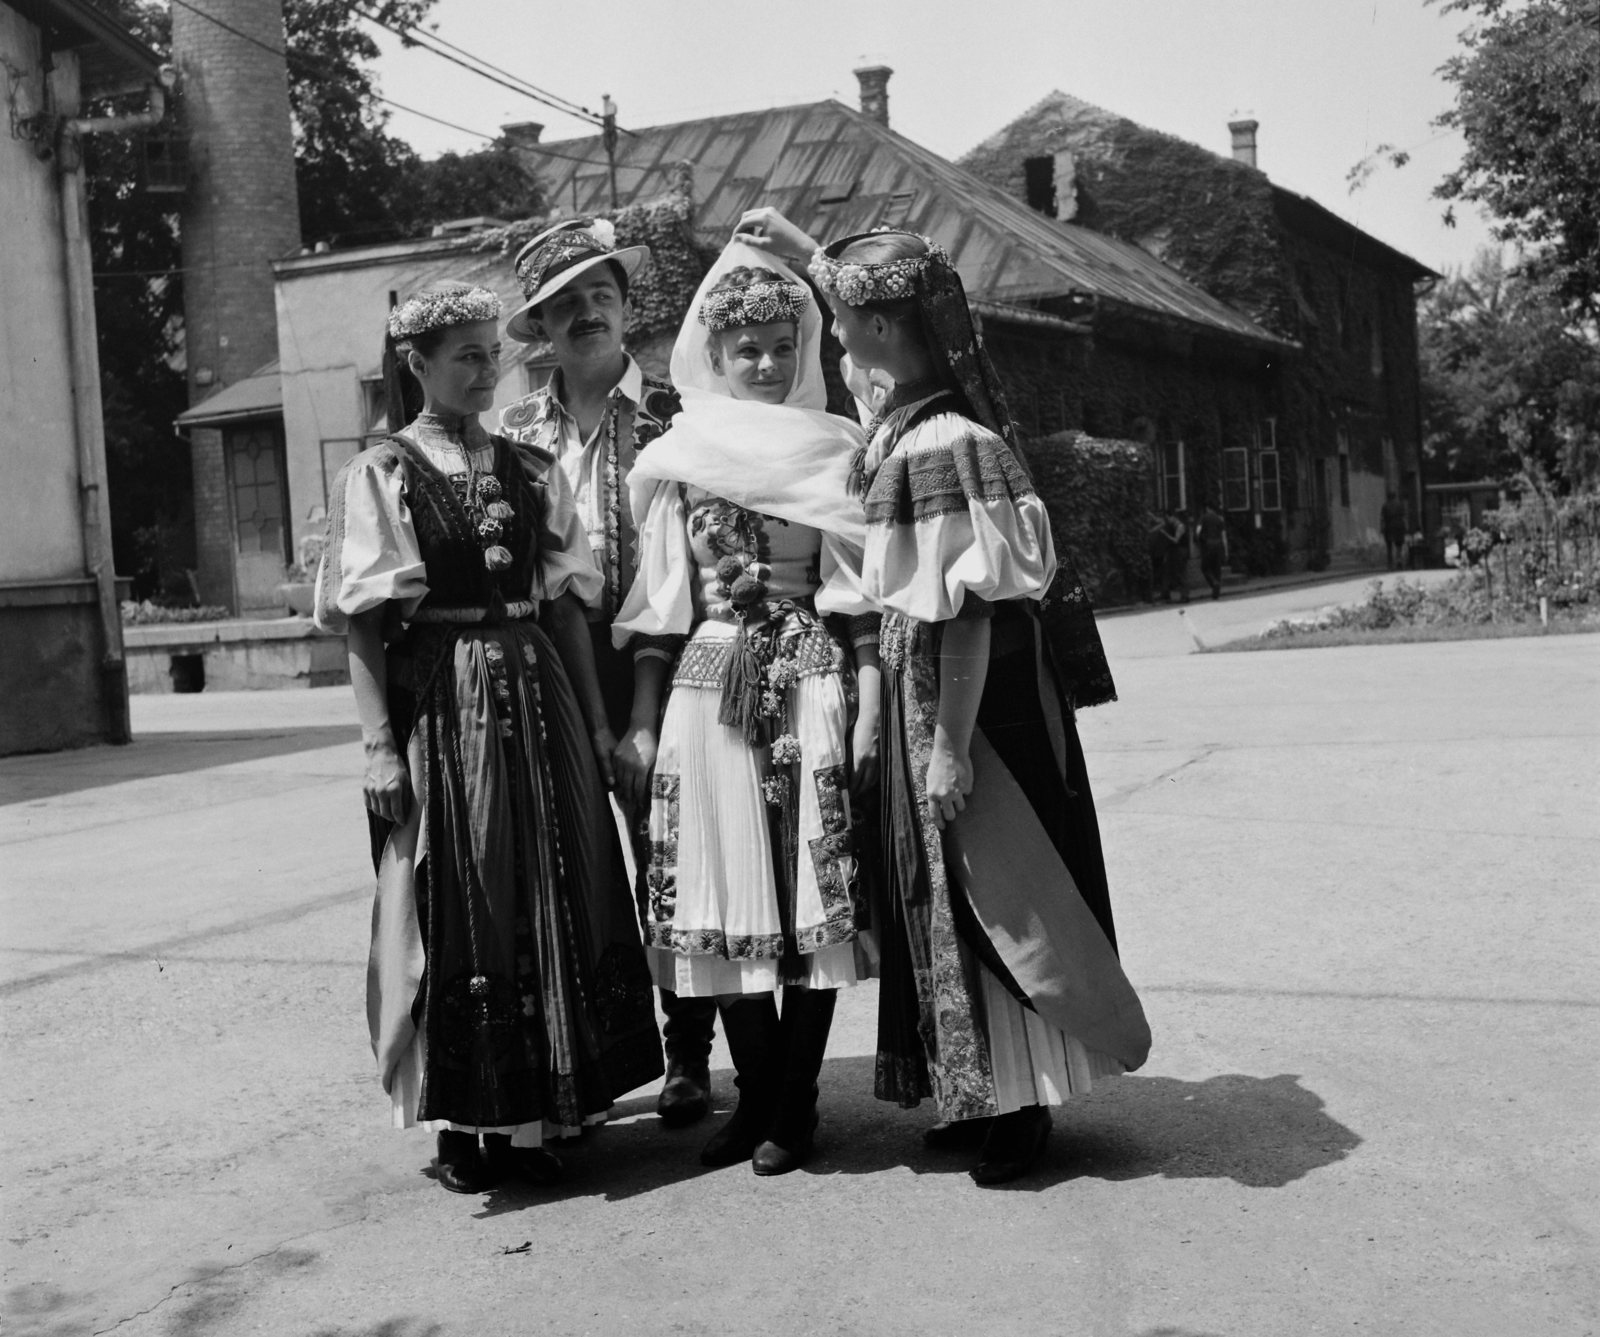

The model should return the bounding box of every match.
[312,449,428,634]
[531,455,605,608]
[612,479,694,649]
[861,413,1057,624]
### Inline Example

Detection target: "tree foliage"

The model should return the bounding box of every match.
[1420,248,1600,486]
[84,0,544,597]
[1434,0,1600,320]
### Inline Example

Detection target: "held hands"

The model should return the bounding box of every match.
[590,725,620,791]
[363,736,412,825]
[613,723,658,811]
[734,208,822,263]
[924,725,974,830]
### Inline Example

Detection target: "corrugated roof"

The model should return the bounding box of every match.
[520,100,1291,351]
[176,361,281,426]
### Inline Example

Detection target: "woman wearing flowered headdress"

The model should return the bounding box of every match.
[736,210,1151,1185]
[315,282,661,1195]
[612,239,880,1175]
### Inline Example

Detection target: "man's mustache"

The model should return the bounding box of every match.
[568,318,611,337]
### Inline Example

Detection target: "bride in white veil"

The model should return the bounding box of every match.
[612,238,880,1178]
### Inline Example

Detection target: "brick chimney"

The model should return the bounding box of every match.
[1229,118,1260,169]
[501,121,544,147]
[854,65,892,127]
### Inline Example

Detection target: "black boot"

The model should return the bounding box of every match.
[434,1130,503,1194]
[753,988,837,1176]
[700,994,782,1167]
[658,989,716,1128]
[482,1133,564,1188]
[923,1117,992,1151]
[971,1105,1052,1185]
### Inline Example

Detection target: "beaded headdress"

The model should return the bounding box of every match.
[808,230,952,308]
[697,272,810,332]
[387,285,501,341]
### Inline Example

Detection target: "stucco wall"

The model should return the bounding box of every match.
[1,11,86,585]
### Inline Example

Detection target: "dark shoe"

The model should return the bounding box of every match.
[483,1133,566,1187]
[657,1058,712,1128]
[434,1130,502,1195]
[752,1091,820,1176]
[923,1117,992,1151]
[972,1106,1052,1186]
[700,994,782,1167]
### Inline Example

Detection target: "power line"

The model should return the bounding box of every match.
[350,6,615,133]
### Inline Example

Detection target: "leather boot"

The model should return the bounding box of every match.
[482,1133,564,1188]
[753,988,837,1176]
[923,1117,992,1151]
[434,1130,502,1194]
[971,1105,1052,1185]
[658,989,716,1127]
[699,994,782,1167]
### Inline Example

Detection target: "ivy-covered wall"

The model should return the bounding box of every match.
[1021,430,1152,604]
[961,92,1430,561]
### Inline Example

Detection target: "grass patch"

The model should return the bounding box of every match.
[1211,618,1600,652]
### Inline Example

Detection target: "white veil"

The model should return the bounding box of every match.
[625,239,866,548]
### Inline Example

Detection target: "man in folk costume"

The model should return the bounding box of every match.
[738,209,1151,1185]
[500,218,718,1126]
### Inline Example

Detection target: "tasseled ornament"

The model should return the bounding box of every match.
[845,443,869,498]
[717,621,770,747]
[484,545,513,571]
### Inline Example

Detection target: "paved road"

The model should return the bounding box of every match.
[3,598,1595,1337]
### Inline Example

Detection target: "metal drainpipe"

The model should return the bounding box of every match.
[57,68,175,744]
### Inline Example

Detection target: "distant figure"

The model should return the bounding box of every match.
[1146,512,1170,602]
[1381,492,1407,570]
[1164,508,1191,604]
[1197,502,1227,600]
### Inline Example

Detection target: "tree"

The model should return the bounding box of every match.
[84,0,545,597]
[1420,248,1600,486]
[1435,0,1600,322]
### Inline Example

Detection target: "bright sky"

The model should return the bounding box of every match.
[367,0,1496,277]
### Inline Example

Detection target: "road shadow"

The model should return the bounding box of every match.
[0,726,360,805]
[466,1062,1357,1213]
[811,1059,1360,1190]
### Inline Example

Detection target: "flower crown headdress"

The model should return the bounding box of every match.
[808,229,951,307]
[697,274,810,332]
[387,285,502,341]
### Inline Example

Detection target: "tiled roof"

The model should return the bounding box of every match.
[517,100,1292,351]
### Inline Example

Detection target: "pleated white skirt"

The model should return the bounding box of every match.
[645,624,875,997]
[978,962,1125,1111]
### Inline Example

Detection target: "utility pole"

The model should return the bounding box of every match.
[602,94,619,209]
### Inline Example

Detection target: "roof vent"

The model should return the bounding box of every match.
[1229,118,1259,169]
[854,65,893,127]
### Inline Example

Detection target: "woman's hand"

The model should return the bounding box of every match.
[924,725,973,830]
[363,737,412,825]
[734,208,822,263]
[850,705,880,797]
[613,724,658,811]
[590,725,619,790]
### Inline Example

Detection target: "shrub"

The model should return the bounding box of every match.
[1024,431,1151,605]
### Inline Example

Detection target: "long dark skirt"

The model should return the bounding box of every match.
[368,618,661,1130]
[875,602,1140,1121]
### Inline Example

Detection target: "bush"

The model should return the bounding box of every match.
[1024,431,1151,605]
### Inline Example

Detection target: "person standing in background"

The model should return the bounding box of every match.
[1381,492,1407,570]
[499,219,719,1129]
[1197,502,1227,600]
[1164,509,1191,604]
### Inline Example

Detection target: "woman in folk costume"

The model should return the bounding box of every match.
[742,211,1151,1184]
[613,241,881,1175]
[315,283,661,1196]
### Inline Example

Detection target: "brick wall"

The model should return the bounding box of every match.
[173,0,301,398]
[190,425,234,609]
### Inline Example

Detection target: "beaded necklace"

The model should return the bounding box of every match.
[602,395,622,612]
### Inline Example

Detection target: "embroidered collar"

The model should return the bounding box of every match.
[882,376,950,415]
[542,354,644,426]
[405,411,491,453]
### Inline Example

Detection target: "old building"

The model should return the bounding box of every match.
[961,91,1437,566]
[1,0,165,753]
[172,0,301,615]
